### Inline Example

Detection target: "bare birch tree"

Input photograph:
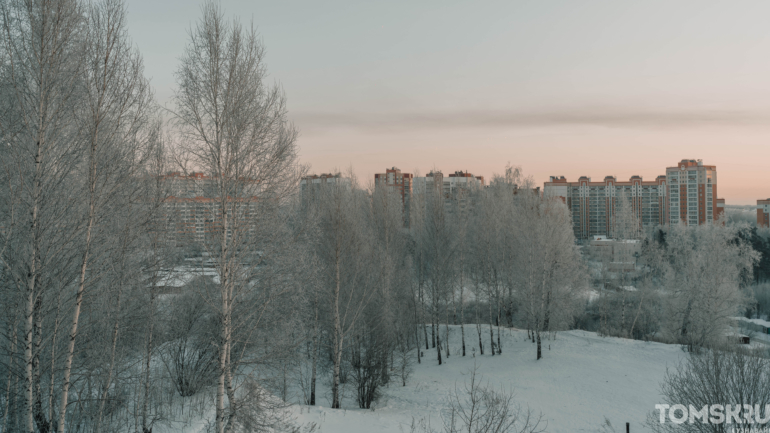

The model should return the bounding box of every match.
[515,192,586,360]
[308,174,375,409]
[173,1,300,430]
[0,1,85,431]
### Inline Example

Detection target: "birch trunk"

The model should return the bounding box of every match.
[332,251,342,409]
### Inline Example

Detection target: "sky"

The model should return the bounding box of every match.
[126,0,770,205]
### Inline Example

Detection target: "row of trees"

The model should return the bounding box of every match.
[0,0,305,431]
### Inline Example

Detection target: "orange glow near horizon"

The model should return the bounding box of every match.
[297,122,770,206]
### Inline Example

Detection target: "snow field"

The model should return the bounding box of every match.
[292,326,686,433]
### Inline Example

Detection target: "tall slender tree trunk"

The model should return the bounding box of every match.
[141,285,156,433]
[496,301,501,354]
[629,290,647,340]
[444,298,450,359]
[436,321,442,365]
[33,293,51,433]
[310,295,319,405]
[412,290,421,365]
[25,137,43,433]
[95,278,125,433]
[3,318,18,433]
[332,251,343,409]
[216,203,233,433]
[460,278,466,357]
[58,113,102,433]
[47,290,63,433]
[488,293,495,356]
[474,289,483,355]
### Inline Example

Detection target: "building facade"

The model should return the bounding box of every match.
[544,174,667,239]
[759,199,770,228]
[544,159,721,239]
[665,159,717,226]
[300,173,350,194]
[159,172,259,245]
[374,166,413,210]
[716,198,725,221]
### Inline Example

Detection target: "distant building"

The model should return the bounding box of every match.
[716,198,725,221]
[544,159,720,240]
[374,167,414,226]
[758,199,770,228]
[374,167,413,204]
[413,170,485,214]
[159,172,258,245]
[665,159,717,226]
[543,174,667,240]
[588,235,641,272]
[299,173,351,211]
[300,173,350,194]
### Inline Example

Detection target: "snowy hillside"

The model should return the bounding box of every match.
[292,327,686,433]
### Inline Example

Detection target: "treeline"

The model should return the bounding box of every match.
[583,222,760,351]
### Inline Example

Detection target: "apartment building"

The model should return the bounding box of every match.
[408,170,485,221]
[759,199,770,228]
[665,159,717,226]
[374,167,413,205]
[413,170,484,206]
[299,173,352,211]
[544,174,667,239]
[544,159,721,239]
[716,198,725,221]
[300,173,350,193]
[159,172,259,245]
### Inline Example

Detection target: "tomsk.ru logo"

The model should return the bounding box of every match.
[656,404,770,425]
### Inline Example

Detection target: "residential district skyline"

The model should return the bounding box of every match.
[125,1,770,206]
[305,157,768,208]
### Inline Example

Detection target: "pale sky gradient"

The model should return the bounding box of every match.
[126,0,770,204]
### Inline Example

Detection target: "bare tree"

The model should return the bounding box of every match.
[309,174,376,409]
[661,222,757,350]
[0,1,85,430]
[173,1,300,430]
[515,192,586,360]
[58,1,155,430]
[649,347,770,433]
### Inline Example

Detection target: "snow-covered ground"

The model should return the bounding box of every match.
[292,326,686,433]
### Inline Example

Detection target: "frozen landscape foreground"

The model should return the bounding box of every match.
[291,327,686,433]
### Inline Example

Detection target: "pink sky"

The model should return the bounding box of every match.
[296,110,770,205]
[126,1,770,205]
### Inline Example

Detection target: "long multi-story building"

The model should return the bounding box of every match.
[759,199,770,228]
[544,174,667,239]
[300,173,350,194]
[159,172,259,245]
[544,159,721,239]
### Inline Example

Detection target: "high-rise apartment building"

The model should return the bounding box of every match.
[544,159,721,239]
[665,159,717,226]
[410,170,485,221]
[374,167,413,207]
[759,199,770,228]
